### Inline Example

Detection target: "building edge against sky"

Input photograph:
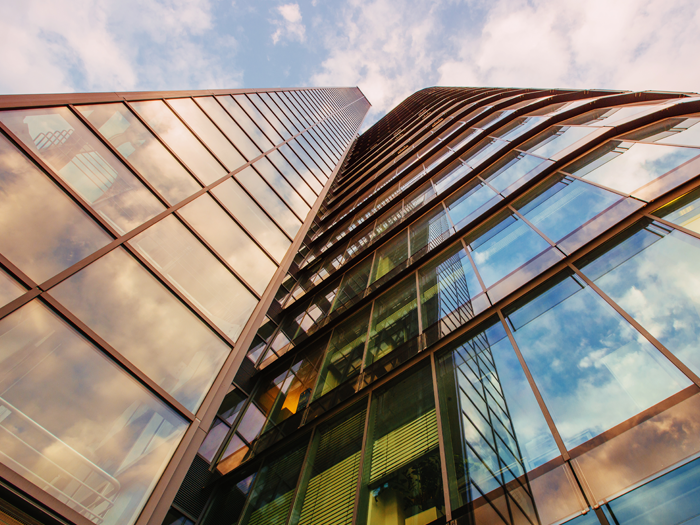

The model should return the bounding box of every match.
[0,86,370,525]
[3,84,700,525]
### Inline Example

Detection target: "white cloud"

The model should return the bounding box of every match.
[310,0,700,128]
[271,3,306,45]
[0,0,242,94]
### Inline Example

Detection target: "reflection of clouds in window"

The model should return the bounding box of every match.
[0,300,186,525]
[507,274,690,449]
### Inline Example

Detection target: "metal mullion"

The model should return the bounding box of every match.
[648,213,700,241]
[299,132,335,172]
[359,299,377,375]
[462,239,489,295]
[308,122,340,159]
[313,121,344,159]
[265,155,316,209]
[122,241,239,347]
[256,93,297,138]
[190,96,251,164]
[282,426,316,525]
[290,91,319,124]
[496,310,570,460]
[285,139,327,187]
[40,292,195,421]
[0,253,36,290]
[300,91,327,123]
[296,135,333,177]
[232,94,281,147]
[163,98,233,173]
[0,288,41,322]
[429,352,453,521]
[265,92,302,134]
[211,95,266,157]
[277,91,312,129]
[564,171,632,198]
[350,393,372,525]
[170,210,264,297]
[277,146,321,198]
[509,205,557,247]
[415,270,423,335]
[569,263,700,387]
[68,105,176,212]
[122,100,209,188]
[204,191,286,265]
[306,126,338,167]
[249,93,293,143]
[0,122,122,239]
[246,164,306,224]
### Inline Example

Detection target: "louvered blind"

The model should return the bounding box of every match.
[369,408,438,483]
[248,491,294,525]
[297,409,365,525]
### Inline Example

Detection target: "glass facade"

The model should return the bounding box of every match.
[196,87,700,525]
[4,85,700,525]
[0,87,368,525]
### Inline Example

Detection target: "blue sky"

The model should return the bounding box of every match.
[2,0,700,127]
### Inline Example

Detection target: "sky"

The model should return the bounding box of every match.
[2,0,700,127]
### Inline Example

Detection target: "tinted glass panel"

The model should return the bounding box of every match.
[79,103,201,204]
[233,95,283,145]
[253,157,310,217]
[0,300,186,525]
[0,107,164,234]
[216,96,273,153]
[51,248,230,411]
[0,133,110,283]
[194,96,261,160]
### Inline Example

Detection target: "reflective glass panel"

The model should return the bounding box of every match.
[524,126,598,159]
[366,275,419,364]
[578,221,700,379]
[79,103,201,204]
[0,133,110,283]
[332,256,372,313]
[410,206,451,257]
[436,319,555,515]
[248,94,291,140]
[211,178,291,263]
[199,418,230,462]
[130,215,258,340]
[515,174,621,244]
[465,211,550,289]
[370,230,408,284]
[252,157,310,217]
[505,271,690,449]
[492,116,548,142]
[266,149,315,204]
[622,114,700,148]
[289,140,326,182]
[194,96,261,161]
[279,144,323,193]
[233,95,283,145]
[167,98,245,172]
[0,268,24,308]
[313,307,370,400]
[51,248,230,411]
[0,107,164,234]
[236,403,266,443]
[130,100,226,184]
[653,186,700,233]
[216,96,273,153]
[419,244,482,330]
[235,166,302,237]
[179,193,277,294]
[563,141,700,195]
[446,179,500,230]
[0,300,187,525]
[359,364,445,525]
[482,151,549,193]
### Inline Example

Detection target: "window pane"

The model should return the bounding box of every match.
[218,96,274,152]
[253,157,310,217]
[360,364,444,525]
[0,268,24,308]
[578,221,700,379]
[233,95,283,145]
[218,433,249,473]
[212,178,291,263]
[248,94,291,140]
[291,402,366,525]
[515,174,621,244]
[366,275,419,365]
[218,388,247,424]
[79,103,201,204]
[199,418,230,462]
[437,320,554,514]
[236,403,266,443]
[482,151,550,193]
[130,215,258,340]
[505,272,690,449]
[0,133,111,283]
[51,248,230,411]
[332,256,372,313]
[289,140,326,183]
[179,193,277,294]
[419,244,483,330]
[266,149,316,204]
[462,137,509,169]
[0,107,164,234]
[167,98,245,172]
[279,144,323,193]
[314,307,370,401]
[563,140,700,195]
[195,96,261,161]
[130,100,226,184]
[446,178,500,230]
[260,92,299,133]
[523,125,598,159]
[623,114,700,148]
[370,231,408,284]
[235,166,302,237]
[466,210,551,289]
[410,205,451,256]
[0,300,187,525]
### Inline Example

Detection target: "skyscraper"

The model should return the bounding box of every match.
[2,85,700,525]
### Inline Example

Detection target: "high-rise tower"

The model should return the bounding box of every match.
[3,85,700,525]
